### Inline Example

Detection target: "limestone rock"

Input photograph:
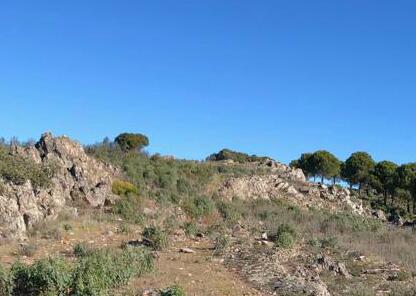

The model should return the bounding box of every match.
[0,132,118,240]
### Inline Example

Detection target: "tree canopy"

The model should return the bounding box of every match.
[114,133,149,152]
[341,152,375,190]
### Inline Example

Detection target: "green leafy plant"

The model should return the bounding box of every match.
[11,257,72,296]
[183,196,215,219]
[160,284,186,296]
[142,226,168,251]
[71,247,153,296]
[73,243,92,258]
[274,223,297,249]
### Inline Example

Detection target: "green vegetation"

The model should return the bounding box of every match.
[112,193,143,223]
[0,146,55,188]
[273,223,297,248]
[71,247,153,295]
[114,133,149,152]
[0,246,153,296]
[160,285,186,296]
[86,137,270,221]
[111,179,139,196]
[73,243,92,258]
[183,195,215,219]
[142,226,168,251]
[206,148,269,163]
[291,149,416,216]
[342,152,376,191]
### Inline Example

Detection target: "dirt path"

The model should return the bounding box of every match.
[121,239,263,296]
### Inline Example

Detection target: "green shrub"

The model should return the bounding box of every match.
[274,223,296,249]
[307,236,338,249]
[321,212,382,234]
[320,236,338,249]
[11,257,72,296]
[111,180,139,196]
[183,196,215,218]
[0,246,153,296]
[183,222,198,237]
[0,148,55,188]
[160,284,186,296]
[71,247,153,296]
[112,194,143,223]
[73,243,92,258]
[217,201,241,225]
[206,148,268,163]
[142,226,168,251]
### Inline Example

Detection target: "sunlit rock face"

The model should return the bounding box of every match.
[0,132,118,240]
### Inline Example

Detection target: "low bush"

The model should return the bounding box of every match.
[183,222,198,237]
[71,247,153,295]
[320,212,382,234]
[274,223,297,249]
[112,194,143,224]
[73,243,92,258]
[216,201,241,225]
[160,284,186,296]
[0,246,153,296]
[11,257,72,296]
[183,196,215,219]
[111,180,139,196]
[142,226,168,251]
[307,236,338,249]
[0,147,55,188]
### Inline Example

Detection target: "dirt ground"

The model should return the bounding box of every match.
[0,216,263,296]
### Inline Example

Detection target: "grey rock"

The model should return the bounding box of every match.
[0,132,118,240]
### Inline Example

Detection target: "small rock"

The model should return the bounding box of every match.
[180,248,196,254]
[261,240,274,247]
[261,232,268,240]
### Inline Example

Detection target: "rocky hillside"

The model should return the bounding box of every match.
[217,159,366,216]
[0,133,117,240]
[1,134,415,296]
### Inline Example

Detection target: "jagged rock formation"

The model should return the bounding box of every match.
[0,132,118,240]
[218,160,365,215]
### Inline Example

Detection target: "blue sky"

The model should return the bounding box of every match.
[0,1,415,164]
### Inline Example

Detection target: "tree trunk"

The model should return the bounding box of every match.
[384,191,387,206]
[321,176,324,184]
[407,199,410,213]
[333,177,336,185]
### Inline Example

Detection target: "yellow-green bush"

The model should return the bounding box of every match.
[111,180,138,196]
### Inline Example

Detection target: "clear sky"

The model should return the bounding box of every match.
[0,1,415,164]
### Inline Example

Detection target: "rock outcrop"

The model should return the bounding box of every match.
[0,132,118,240]
[218,161,365,215]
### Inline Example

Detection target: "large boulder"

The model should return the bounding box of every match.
[0,132,118,240]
